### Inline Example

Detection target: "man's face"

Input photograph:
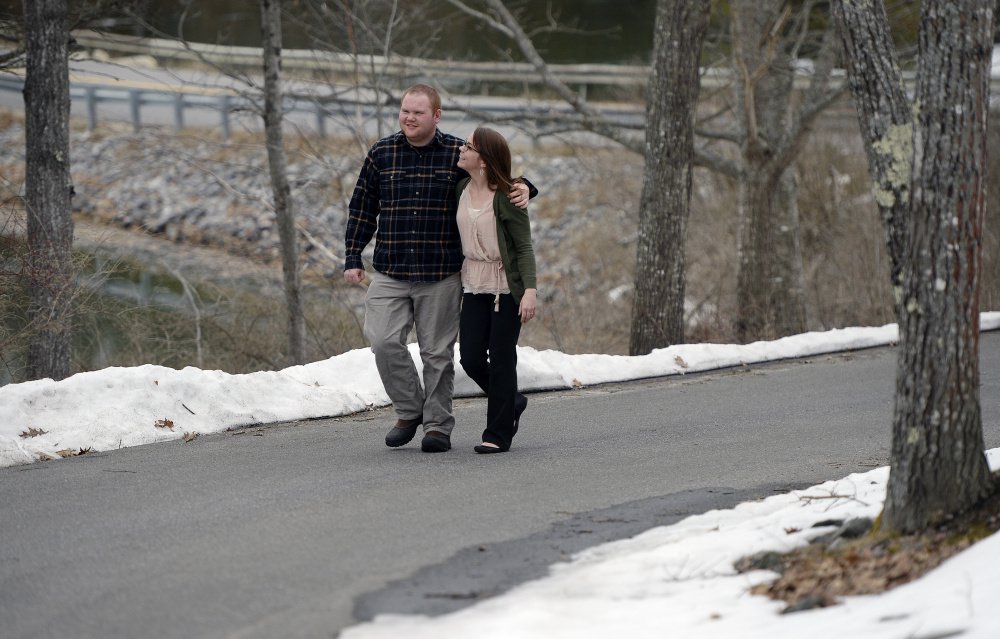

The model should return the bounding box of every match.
[398,92,440,147]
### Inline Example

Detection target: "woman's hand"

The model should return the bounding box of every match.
[519,288,537,324]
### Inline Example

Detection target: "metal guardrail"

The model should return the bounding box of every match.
[71,31,1000,99]
[70,30,651,90]
[0,72,287,140]
[0,71,645,141]
[4,32,996,140]
[0,30,654,142]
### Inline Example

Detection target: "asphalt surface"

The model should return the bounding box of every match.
[2,332,999,639]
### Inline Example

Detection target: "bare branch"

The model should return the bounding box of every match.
[443,0,515,38]
[161,263,203,369]
[789,0,823,59]
[695,127,741,145]
[694,148,741,179]
[734,3,793,145]
[118,8,260,92]
[0,47,24,69]
[470,0,637,149]
[774,20,848,172]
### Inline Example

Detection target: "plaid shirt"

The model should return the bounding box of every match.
[345,129,465,282]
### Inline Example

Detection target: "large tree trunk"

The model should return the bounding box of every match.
[833,0,994,534]
[261,0,305,365]
[628,0,709,355]
[883,0,994,533]
[23,0,74,381]
[731,0,808,343]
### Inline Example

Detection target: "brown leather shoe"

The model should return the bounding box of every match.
[420,431,451,453]
[385,416,421,448]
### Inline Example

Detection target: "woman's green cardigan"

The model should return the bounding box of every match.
[456,177,537,304]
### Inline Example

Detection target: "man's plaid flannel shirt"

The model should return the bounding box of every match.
[345,129,465,283]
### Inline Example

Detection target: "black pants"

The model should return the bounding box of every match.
[459,292,524,450]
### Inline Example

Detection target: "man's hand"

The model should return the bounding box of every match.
[344,268,365,284]
[508,182,530,209]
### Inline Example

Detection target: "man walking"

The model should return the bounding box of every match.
[344,85,530,453]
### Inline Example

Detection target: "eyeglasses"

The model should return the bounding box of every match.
[461,140,478,153]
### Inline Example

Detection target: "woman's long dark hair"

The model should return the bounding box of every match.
[472,126,515,195]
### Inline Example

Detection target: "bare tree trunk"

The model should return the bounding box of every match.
[23,0,74,381]
[260,0,305,365]
[628,0,709,355]
[771,170,806,336]
[833,0,994,533]
[884,0,994,533]
[732,0,807,343]
[829,0,911,302]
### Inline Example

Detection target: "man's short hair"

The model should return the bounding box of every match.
[402,84,441,112]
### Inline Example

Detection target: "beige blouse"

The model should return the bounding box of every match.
[457,189,510,299]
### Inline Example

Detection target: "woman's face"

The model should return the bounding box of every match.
[457,133,482,173]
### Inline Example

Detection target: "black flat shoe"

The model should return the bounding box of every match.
[421,431,452,453]
[513,394,527,435]
[385,416,421,448]
[474,443,506,454]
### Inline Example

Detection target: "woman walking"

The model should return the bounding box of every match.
[455,127,538,453]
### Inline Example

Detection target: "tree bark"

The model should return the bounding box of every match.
[23,0,74,381]
[260,0,305,365]
[883,0,994,533]
[833,0,994,533]
[829,0,911,302]
[731,0,808,343]
[628,0,709,355]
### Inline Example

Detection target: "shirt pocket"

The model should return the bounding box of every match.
[433,169,458,185]
[380,169,406,202]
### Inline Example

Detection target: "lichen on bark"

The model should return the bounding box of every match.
[871,122,913,208]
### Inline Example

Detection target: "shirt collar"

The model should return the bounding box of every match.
[397,128,444,150]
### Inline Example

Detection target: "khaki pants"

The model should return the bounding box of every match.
[363,272,462,435]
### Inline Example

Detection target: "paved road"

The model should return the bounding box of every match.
[2,333,999,639]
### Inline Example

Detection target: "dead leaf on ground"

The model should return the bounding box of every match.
[572,378,585,388]
[55,447,92,458]
[154,418,175,429]
[19,427,47,439]
[183,432,198,443]
[675,355,689,369]
[750,487,1000,612]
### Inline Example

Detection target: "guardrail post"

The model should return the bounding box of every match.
[219,94,231,141]
[315,103,326,138]
[128,89,141,132]
[85,86,97,132]
[173,93,184,131]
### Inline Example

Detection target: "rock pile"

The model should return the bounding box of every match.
[1,121,638,284]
